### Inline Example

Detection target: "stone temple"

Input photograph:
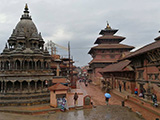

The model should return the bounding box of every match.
[0,4,53,106]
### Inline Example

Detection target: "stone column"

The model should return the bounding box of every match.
[1,81,3,93]
[41,81,43,92]
[19,60,23,70]
[35,61,37,70]
[12,82,15,93]
[8,61,11,70]
[35,81,37,92]
[22,61,24,70]
[20,82,22,93]
[2,62,4,70]
[4,81,7,93]
[28,82,30,93]
[31,61,33,69]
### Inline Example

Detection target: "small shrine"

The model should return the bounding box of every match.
[48,83,69,108]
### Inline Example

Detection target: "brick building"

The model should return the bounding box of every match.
[100,33,160,100]
[88,22,134,85]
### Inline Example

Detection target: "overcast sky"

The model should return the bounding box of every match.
[0,0,160,67]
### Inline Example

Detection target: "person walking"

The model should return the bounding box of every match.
[105,93,111,105]
[105,97,109,105]
[119,84,122,92]
[152,93,158,107]
[134,87,138,95]
[74,92,79,106]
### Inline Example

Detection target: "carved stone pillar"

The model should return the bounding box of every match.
[28,82,30,93]
[35,81,37,92]
[12,82,15,93]
[20,82,22,93]
[35,61,37,70]
[41,81,43,92]
[4,81,7,93]
[2,62,4,70]
[1,81,3,93]
[20,61,22,70]
[22,61,24,70]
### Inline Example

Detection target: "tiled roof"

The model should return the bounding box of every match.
[89,59,117,64]
[94,35,125,44]
[98,35,125,40]
[92,44,134,49]
[52,77,67,83]
[124,40,160,59]
[88,44,134,54]
[99,60,132,73]
[48,83,69,91]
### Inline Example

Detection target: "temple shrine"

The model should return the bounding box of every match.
[0,4,53,106]
[88,22,134,85]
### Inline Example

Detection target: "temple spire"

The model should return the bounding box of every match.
[21,3,32,20]
[24,3,29,13]
[106,21,111,30]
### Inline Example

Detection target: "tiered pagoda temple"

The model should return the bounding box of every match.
[88,22,134,85]
[0,4,53,106]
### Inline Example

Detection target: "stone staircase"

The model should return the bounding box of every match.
[0,92,50,106]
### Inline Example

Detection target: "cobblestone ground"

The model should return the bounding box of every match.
[78,82,160,120]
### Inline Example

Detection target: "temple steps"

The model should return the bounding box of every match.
[0,92,50,100]
[0,92,50,106]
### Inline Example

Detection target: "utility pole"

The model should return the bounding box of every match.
[68,42,75,88]
[68,41,71,79]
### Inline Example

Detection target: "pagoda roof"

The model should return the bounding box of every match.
[88,44,134,54]
[123,40,160,59]
[99,60,133,73]
[99,29,118,35]
[99,22,118,35]
[48,83,69,91]
[94,35,125,44]
[89,59,117,64]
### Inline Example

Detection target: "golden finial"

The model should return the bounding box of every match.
[106,21,111,29]
[25,3,28,11]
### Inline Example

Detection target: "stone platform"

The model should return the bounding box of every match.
[0,92,50,106]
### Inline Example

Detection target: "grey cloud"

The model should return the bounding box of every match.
[0,0,160,66]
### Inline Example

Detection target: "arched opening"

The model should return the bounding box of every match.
[15,60,20,69]
[22,81,28,92]
[37,80,41,91]
[18,42,23,46]
[33,61,35,69]
[44,61,47,69]
[30,80,35,91]
[29,61,32,69]
[24,60,28,69]
[4,61,10,70]
[34,43,37,48]
[6,81,12,92]
[14,81,20,92]
[37,60,41,69]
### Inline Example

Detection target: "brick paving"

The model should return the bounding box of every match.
[77,81,160,120]
[0,81,159,120]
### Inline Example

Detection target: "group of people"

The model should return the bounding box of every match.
[134,87,158,107]
[57,96,68,112]
[58,92,79,112]
[79,78,92,87]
